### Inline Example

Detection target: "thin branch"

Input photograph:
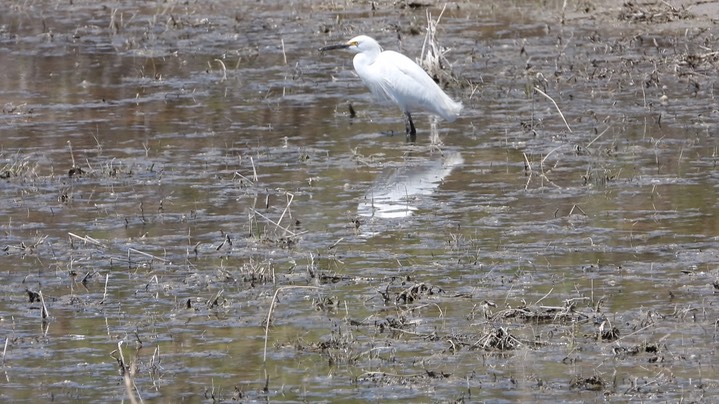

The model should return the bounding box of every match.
[533,86,572,132]
[264,286,320,362]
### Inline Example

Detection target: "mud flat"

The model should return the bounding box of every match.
[1,0,718,402]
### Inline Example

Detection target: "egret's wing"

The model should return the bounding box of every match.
[375,51,444,113]
[359,68,397,106]
[359,50,461,121]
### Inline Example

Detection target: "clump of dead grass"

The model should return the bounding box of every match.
[418,5,461,89]
[0,153,38,179]
[618,2,693,23]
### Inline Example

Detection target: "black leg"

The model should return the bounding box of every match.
[405,112,417,142]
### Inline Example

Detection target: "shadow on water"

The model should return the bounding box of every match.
[2,0,719,402]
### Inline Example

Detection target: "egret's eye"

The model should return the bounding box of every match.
[349,41,359,47]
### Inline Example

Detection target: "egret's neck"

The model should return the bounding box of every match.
[352,49,380,69]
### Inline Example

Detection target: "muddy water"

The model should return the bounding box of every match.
[2,0,719,402]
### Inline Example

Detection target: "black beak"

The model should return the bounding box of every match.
[319,43,350,52]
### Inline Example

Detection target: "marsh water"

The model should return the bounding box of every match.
[2,0,719,402]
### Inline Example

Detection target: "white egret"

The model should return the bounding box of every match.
[320,35,462,140]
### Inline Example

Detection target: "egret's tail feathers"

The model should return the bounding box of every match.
[439,97,462,122]
[447,100,462,122]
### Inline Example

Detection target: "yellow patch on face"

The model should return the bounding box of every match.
[348,40,359,47]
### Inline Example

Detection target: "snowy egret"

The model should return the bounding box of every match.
[319,35,462,140]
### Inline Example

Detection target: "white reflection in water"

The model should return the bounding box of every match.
[357,151,463,219]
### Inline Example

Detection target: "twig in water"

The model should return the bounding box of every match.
[250,209,301,237]
[329,237,344,249]
[615,323,654,343]
[207,289,224,308]
[2,336,8,364]
[275,192,294,235]
[127,247,170,263]
[540,144,565,167]
[101,273,109,304]
[38,291,49,320]
[233,171,255,186]
[114,341,141,404]
[568,204,587,216]
[533,86,572,132]
[67,140,77,167]
[213,59,228,82]
[586,125,612,149]
[523,152,533,190]
[216,233,232,251]
[149,345,161,381]
[68,232,104,246]
[534,288,554,306]
[251,157,258,182]
[263,286,320,362]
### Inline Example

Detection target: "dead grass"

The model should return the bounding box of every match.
[418,5,461,89]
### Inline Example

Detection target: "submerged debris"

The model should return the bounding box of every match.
[489,299,591,324]
[471,326,522,351]
[395,282,443,304]
[570,375,605,391]
[618,2,693,23]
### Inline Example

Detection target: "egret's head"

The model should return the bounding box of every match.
[344,35,381,54]
[319,35,382,55]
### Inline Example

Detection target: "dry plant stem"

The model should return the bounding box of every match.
[359,371,426,379]
[615,323,655,342]
[102,274,109,304]
[150,346,160,370]
[329,237,344,249]
[523,152,532,171]
[117,341,141,404]
[207,289,224,307]
[128,247,170,263]
[540,145,565,167]
[68,232,104,246]
[421,7,443,62]
[39,291,49,320]
[533,86,572,132]
[251,157,258,182]
[109,8,120,34]
[67,140,77,167]
[523,152,533,190]
[124,368,141,404]
[234,170,255,185]
[213,59,227,82]
[250,208,300,237]
[116,341,127,372]
[534,288,554,306]
[539,145,564,188]
[263,285,320,362]
[275,192,294,235]
[568,204,587,216]
[586,125,612,149]
[2,337,8,364]
[420,4,453,86]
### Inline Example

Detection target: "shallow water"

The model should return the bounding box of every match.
[2,0,719,402]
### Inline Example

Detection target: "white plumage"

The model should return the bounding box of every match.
[321,35,462,138]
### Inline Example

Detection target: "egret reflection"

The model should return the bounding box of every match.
[357,151,463,219]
